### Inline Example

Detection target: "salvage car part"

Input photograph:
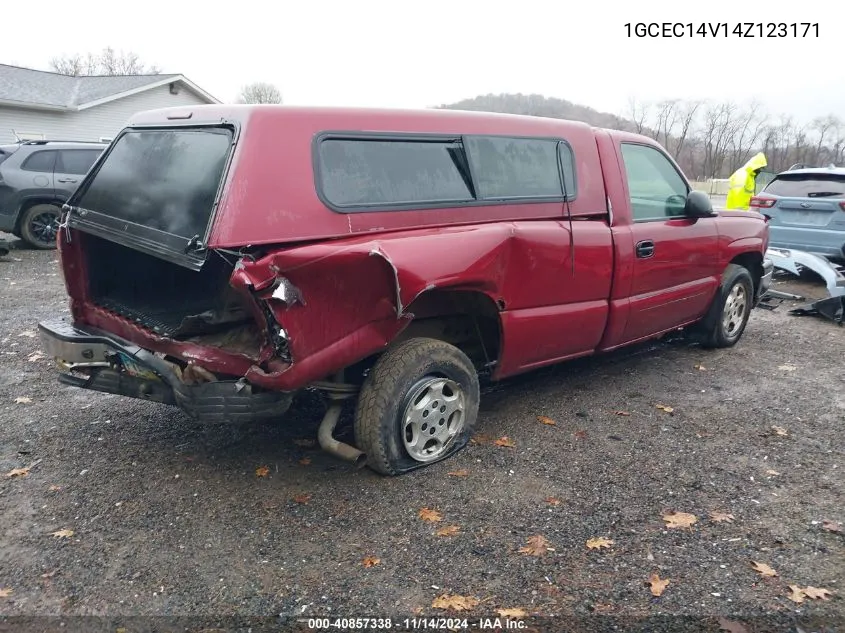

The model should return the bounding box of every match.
[765,248,845,298]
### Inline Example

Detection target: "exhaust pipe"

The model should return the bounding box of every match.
[317,400,367,468]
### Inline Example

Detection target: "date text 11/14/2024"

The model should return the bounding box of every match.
[624,22,819,38]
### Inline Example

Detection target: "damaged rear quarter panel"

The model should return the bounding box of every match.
[232,220,614,390]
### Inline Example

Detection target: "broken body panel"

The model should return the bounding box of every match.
[40,105,769,461]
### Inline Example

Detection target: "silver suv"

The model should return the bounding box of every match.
[0,140,107,248]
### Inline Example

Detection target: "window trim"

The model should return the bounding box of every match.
[312,131,578,214]
[20,149,57,173]
[620,142,691,224]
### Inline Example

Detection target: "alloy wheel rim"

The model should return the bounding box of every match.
[401,377,466,462]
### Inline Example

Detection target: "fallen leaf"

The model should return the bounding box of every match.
[803,586,833,600]
[778,364,797,371]
[537,415,556,426]
[19,330,36,338]
[586,536,614,550]
[51,529,74,538]
[494,436,516,448]
[647,573,669,596]
[822,520,842,533]
[544,497,562,506]
[655,404,674,413]
[48,485,62,492]
[470,433,491,445]
[750,561,777,577]
[717,617,748,633]
[362,556,380,568]
[765,469,781,476]
[298,457,311,466]
[447,469,469,477]
[431,594,479,612]
[0,588,12,598]
[771,426,788,437]
[787,585,805,604]
[694,364,707,371]
[709,511,735,523]
[574,429,588,439]
[40,570,58,579]
[663,511,698,529]
[496,608,527,618]
[292,438,315,448]
[27,352,44,362]
[14,396,32,404]
[255,466,270,477]
[5,467,30,478]
[292,494,311,504]
[418,507,443,523]
[518,534,551,556]
[435,525,461,537]
[614,410,631,416]
[412,607,424,615]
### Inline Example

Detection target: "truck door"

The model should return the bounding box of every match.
[617,142,721,342]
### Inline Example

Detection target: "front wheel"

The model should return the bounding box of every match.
[354,338,480,476]
[698,264,754,348]
[19,203,61,249]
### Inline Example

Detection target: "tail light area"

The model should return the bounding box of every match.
[839,201,845,211]
[750,196,776,209]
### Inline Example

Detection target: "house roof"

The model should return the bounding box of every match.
[0,64,220,111]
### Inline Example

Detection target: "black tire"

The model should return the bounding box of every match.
[354,337,480,476]
[19,203,61,249]
[697,264,754,349]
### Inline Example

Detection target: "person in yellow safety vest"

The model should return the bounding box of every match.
[725,152,768,210]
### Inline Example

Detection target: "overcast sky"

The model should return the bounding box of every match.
[3,0,840,123]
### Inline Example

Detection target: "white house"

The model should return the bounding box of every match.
[0,64,220,144]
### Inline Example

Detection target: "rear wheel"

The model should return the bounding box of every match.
[698,264,754,348]
[19,203,61,249]
[354,338,480,476]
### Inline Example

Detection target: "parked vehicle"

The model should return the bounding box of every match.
[751,166,845,261]
[0,140,107,248]
[38,105,771,475]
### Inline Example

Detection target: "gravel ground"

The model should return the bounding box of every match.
[0,236,843,633]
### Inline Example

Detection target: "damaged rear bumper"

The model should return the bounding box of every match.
[37,317,293,423]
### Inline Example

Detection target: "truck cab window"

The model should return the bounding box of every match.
[620,144,688,221]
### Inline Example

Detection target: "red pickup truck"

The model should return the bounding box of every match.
[38,105,771,476]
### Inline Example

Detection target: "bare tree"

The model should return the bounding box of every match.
[627,97,651,135]
[49,47,160,76]
[700,101,739,179]
[238,82,283,104]
[727,101,767,171]
[671,99,702,160]
[810,115,841,165]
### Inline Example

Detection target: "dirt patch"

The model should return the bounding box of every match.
[1,238,843,630]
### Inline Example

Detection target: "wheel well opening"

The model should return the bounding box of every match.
[15,199,61,233]
[395,290,502,371]
[730,252,764,294]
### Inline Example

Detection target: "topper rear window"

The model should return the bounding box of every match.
[74,127,232,240]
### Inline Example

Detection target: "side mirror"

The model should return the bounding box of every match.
[685,190,715,217]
